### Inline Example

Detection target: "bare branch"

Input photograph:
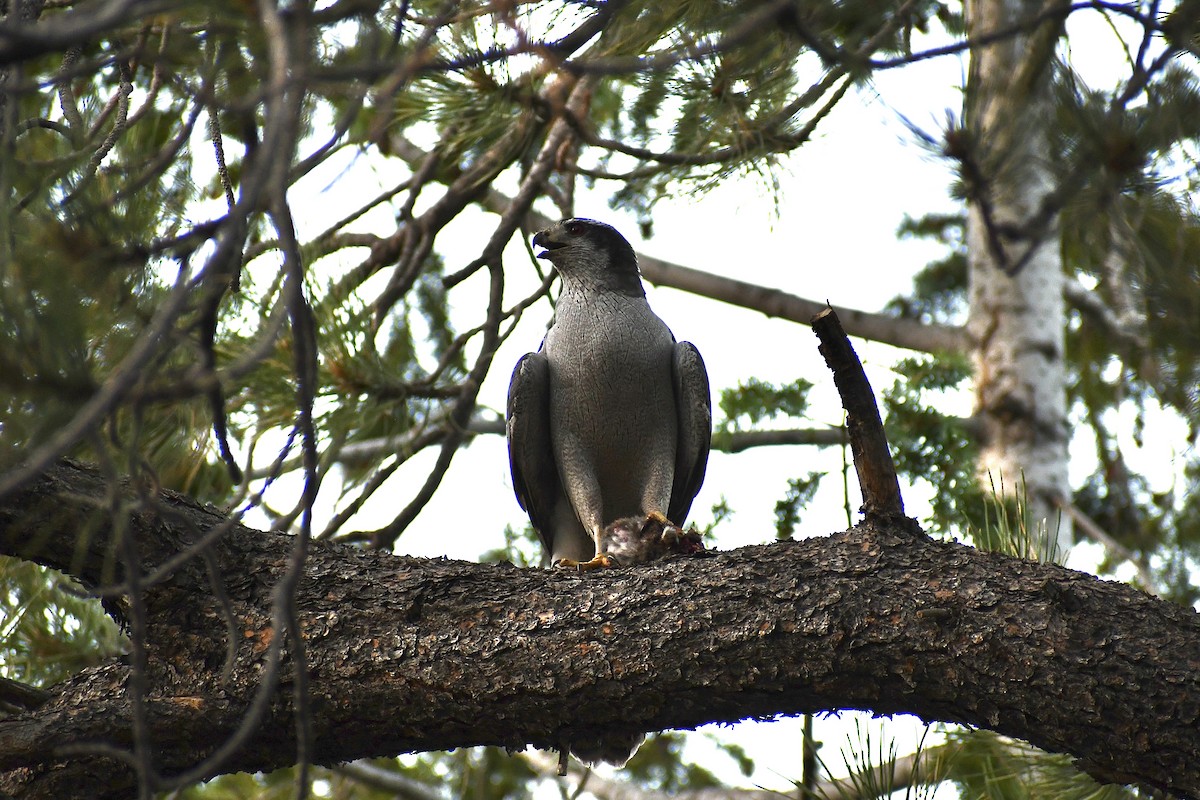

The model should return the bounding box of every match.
[638,252,967,355]
[812,307,905,518]
[334,760,446,800]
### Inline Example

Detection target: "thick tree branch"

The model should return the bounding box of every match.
[0,461,1197,799]
[0,0,179,64]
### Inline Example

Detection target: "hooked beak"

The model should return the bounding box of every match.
[532,229,567,260]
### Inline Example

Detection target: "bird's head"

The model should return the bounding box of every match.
[532,218,643,295]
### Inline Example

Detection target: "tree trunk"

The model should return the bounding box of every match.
[964,0,1073,554]
[1,461,1197,799]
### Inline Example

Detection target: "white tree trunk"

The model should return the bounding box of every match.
[965,0,1072,557]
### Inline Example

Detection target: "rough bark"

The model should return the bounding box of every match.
[0,461,1198,799]
[963,0,1072,552]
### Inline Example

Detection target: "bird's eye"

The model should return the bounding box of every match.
[565,221,584,236]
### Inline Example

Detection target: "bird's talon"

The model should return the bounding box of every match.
[644,510,671,527]
[554,554,618,572]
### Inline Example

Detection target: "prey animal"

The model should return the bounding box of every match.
[506,218,711,569]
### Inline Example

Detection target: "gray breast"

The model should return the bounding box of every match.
[545,291,678,521]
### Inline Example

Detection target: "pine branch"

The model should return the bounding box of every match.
[0,0,179,64]
[521,742,956,800]
[1,459,1197,799]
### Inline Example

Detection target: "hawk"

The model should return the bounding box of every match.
[506,218,712,569]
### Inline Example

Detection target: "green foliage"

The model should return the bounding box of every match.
[1061,189,1200,429]
[1053,60,1200,433]
[774,472,823,540]
[1057,183,1200,600]
[969,474,1061,564]
[178,768,300,800]
[440,747,539,799]
[888,212,968,324]
[0,559,126,687]
[717,376,813,433]
[700,495,735,537]
[1074,453,1200,607]
[181,750,542,799]
[481,524,543,567]
[623,732,751,792]
[817,719,944,800]
[882,355,982,537]
[943,729,1137,800]
[716,378,826,536]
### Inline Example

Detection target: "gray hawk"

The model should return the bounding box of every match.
[505,217,712,766]
[506,217,711,569]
